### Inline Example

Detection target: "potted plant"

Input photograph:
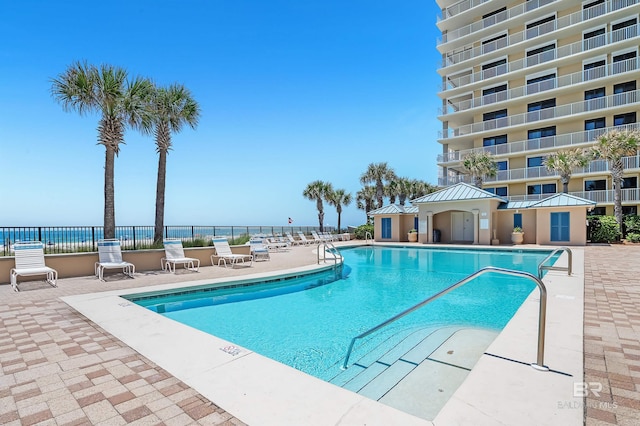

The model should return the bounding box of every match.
[511,226,524,244]
[408,229,418,242]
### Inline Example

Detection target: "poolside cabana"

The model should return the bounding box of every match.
[369,183,596,246]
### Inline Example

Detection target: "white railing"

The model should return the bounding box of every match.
[439,89,640,139]
[442,0,639,66]
[444,23,639,90]
[437,123,640,163]
[439,0,489,21]
[439,0,558,44]
[507,188,640,203]
[440,58,636,115]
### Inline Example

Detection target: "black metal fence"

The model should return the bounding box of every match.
[0,225,331,256]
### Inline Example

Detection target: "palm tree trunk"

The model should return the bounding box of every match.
[154,149,168,245]
[612,162,623,226]
[104,147,116,239]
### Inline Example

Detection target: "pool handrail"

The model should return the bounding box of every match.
[538,247,572,279]
[341,266,550,372]
[317,241,342,267]
[365,231,372,244]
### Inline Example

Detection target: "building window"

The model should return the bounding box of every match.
[527,156,544,168]
[585,117,606,130]
[527,73,556,94]
[482,84,508,103]
[613,51,637,74]
[583,28,606,50]
[528,183,556,194]
[483,109,508,121]
[526,15,556,39]
[483,134,507,146]
[482,34,507,53]
[585,87,606,110]
[483,7,506,26]
[614,112,637,126]
[482,58,507,79]
[381,218,391,239]
[526,43,555,66]
[589,206,606,216]
[614,81,637,93]
[496,161,508,171]
[623,206,638,216]
[622,177,638,188]
[528,99,556,111]
[612,18,637,32]
[584,59,606,80]
[528,126,556,139]
[585,179,606,191]
[550,212,570,242]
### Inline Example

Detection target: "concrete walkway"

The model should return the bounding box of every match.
[0,243,639,425]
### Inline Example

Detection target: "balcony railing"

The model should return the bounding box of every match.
[440,58,636,115]
[444,23,639,90]
[437,123,640,163]
[439,0,557,44]
[0,225,330,256]
[439,0,490,21]
[443,0,639,66]
[439,88,640,139]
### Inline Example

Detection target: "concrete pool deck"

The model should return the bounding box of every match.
[1,242,638,425]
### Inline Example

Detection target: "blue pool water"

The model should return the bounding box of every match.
[129,246,555,381]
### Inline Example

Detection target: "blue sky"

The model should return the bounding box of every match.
[0,0,442,228]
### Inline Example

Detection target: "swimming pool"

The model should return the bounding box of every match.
[127,246,556,382]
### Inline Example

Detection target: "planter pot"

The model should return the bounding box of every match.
[511,232,524,245]
[408,232,418,242]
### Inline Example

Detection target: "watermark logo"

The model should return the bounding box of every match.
[574,381,602,397]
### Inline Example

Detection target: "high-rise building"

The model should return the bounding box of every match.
[435,0,640,216]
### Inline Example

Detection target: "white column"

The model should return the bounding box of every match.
[472,209,479,245]
[427,211,434,243]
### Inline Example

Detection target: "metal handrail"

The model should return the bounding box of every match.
[538,247,572,279]
[365,231,372,244]
[342,266,550,371]
[317,241,342,267]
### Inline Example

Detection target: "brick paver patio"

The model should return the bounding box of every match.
[584,245,640,425]
[1,244,639,425]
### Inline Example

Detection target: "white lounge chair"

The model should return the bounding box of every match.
[10,241,58,292]
[212,237,253,268]
[311,231,324,244]
[249,238,270,261]
[285,232,303,246]
[162,239,200,273]
[266,237,289,251]
[296,232,314,245]
[95,239,135,281]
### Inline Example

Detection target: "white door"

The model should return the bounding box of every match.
[452,212,474,242]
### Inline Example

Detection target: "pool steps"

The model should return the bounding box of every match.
[329,326,499,420]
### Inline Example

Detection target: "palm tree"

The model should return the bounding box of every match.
[51,62,153,239]
[462,151,497,188]
[356,185,377,222]
[409,179,437,200]
[150,84,200,245]
[396,177,413,206]
[590,129,640,226]
[360,162,397,208]
[327,188,352,233]
[543,148,589,193]
[385,179,399,204]
[303,180,333,232]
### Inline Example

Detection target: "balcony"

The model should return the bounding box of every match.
[502,188,640,203]
[438,0,557,45]
[437,123,640,164]
[439,89,640,139]
[444,23,639,90]
[440,58,638,116]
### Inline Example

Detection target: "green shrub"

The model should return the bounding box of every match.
[589,215,621,243]
[624,215,640,234]
[625,232,640,243]
[182,238,208,248]
[229,234,251,245]
[354,224,374,239]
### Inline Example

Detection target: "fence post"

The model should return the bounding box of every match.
[133,226,137,250]
[231,226,235,241]
[38,227,42,243]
